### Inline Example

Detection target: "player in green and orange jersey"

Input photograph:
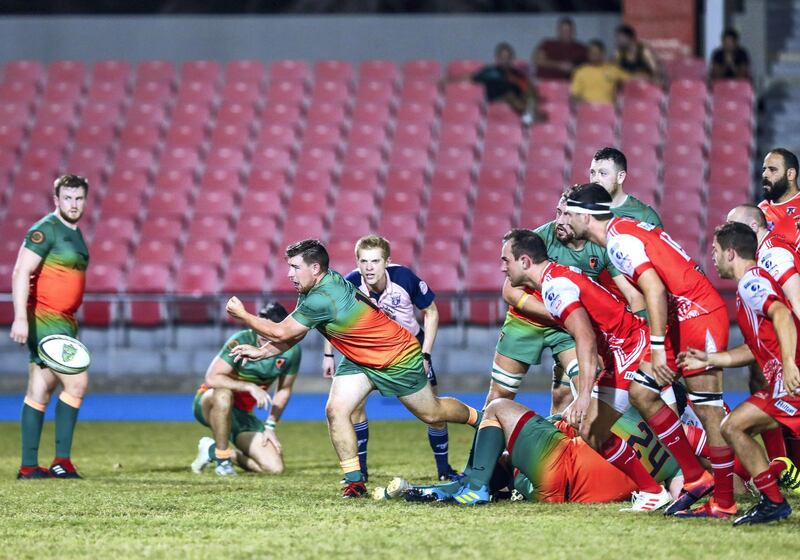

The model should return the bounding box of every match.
[191,301,301,477]
[225,239,482,498]
[10,175,90,479]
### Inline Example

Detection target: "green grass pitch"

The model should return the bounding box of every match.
[1,420,798,559]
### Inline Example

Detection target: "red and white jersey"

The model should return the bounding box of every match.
[736,266,800,398]
[756,229,800,287]
[606,217,725,322]
[759,193,800,251]
[541,262,647,375]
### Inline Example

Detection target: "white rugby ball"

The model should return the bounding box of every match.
[38,334,91,375]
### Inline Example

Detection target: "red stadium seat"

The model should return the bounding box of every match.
[0,123,25,149]
[381,168,422,194]
[440,101,481,126]
[429,167,471,192]
[113,145,157,171]
[347,122,388,149]
[436,122,478,149]
[106,167,149,193]
[526,143,568,173]
[181,238,226,265]
[395,101,437,126]
[311,79,352,105]
[712,80,754,103]
[73,123,115,147]
[27,123,70,149]
[665,120,707,150]
[446,59,483,78]
[667,99,708,123]
[484,122,524,147]
[304,123,344,147]
[428,188,470,216]
[306,101,348,127]
[538,102,571,125]
[98,190,144,220]
[662,143,705,170]
[126,101,168,127]
[708,142,750,166]
[389,145,430,169]
[266,80,307,106]
[378,213,421,243]
[434,145,475,170]
[712,99,753,126]
[175,269,221,320]
[425,214,467,240]
[419,238,462,265]
[417,262,461,292]
[665,58,706,82]
[0,81,38,109]
[339,167,380,193]
[66,145,109,176]
[295,145,338,171]
[333,189,378,220]
[159,145,202,172]
[0,101,32,128]
[481,144,521,170]
[234,214,280,242]
[118,122,161,147]
[342,144,383,169]
[256,123,298,150]
[402,59,441,82]
[269,59,309,83]
[137,60,176,84]
[261,102,303,127]
[251,145,293,170]
[354,79,396,106]
[574,121,616,147]
[181,60,221,84]
[476,167,519,193]
[473,214,515,238]
[329,213,376,242]
[486,103,519,124]
[206,146,247,170]
[358,59,398,83]
[138,215,184,243]
[36,101,79,127]
[47,60,86,84]
[575,102,616,126]
[3,60,44,85]
[621,99,663,127]
[620,121,661,150]
[710,120,753,146]
[187,215,231,242]
[536,80,570,104]
[210,123,252,150]
[92,59,132,84]
[443,81,483,104]
[246,168,289,192]
[223,262,268,293]
[134,238,179,265]
[131,80,172,105]
[164,122,206,148]
[398,80,439,105]
[287,190,330,214]
[220,80,261,105]
[529,121,570,148]
[669,79,708,100]
[170,102,212,128]
[622,79,664,103]
[194,188,239,215]
[176,80,218,106]
[89,238,131,266]
[282,213,327,242]
[314,60,353,83]
[474,189,516,215]
[86,80,128,105]
[351,101,392,127]
[293,168,333,193]
[464,261,504,292]
[381,188,423,214]
[91,216,137,244]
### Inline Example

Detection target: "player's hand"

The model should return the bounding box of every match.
[564,393,590,427]
[784,362,800,395]
[262,429,282,454]
[322,356,336,378]
[230,344,267,366]
[651,347,678,386]
[246,385,271,409]
[225,296,246,321]
[676,347,709,372]
[9,318,28,345]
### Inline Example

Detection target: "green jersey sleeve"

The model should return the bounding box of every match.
[23,220,56,258]
[291,291,335,329]
[647,208,664,229]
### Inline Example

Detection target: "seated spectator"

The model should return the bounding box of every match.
[571,40,628,105]
[449,42,537,125]
[615,24,660,82]
[533,17,588,80]
[710,28,751,81]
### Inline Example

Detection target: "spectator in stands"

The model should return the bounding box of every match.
[533,16,588,80]
[710,28,751,81]
[449,42,537,125]
[614,24,660,82]
[570,40,628,105]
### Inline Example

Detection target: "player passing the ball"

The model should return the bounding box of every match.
[10,175,90,479]
[191,301,300,476]
[225,239,482,498]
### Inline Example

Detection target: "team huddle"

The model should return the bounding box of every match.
[10,147,800,526]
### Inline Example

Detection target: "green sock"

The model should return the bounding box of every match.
[208,443,217,461]
[21,403,45,467]
[466,426,505,490]
[54,398,80,458]
[344,470,364,483]
[461,429,479,477]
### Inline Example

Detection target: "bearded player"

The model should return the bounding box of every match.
[225,239,481,498]
[759,148,800,250]
[322,235,457,481]
[191,301,300,476]
[679,222,800,525]
[564,183,736,518]
[11,175,90,479]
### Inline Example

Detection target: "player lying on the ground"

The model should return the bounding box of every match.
[225,239,481,498]
[191,301,300,476]
[678,222,800,526]
[321,234,458,481]
[565,182,735,518]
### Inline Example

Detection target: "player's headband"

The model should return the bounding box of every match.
[565,198,612,215]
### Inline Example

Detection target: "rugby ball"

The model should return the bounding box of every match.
[37,335,91,375]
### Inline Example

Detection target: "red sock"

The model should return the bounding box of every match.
[684,425,710,459]
[768,458,788,478]
[761,428,787,459]
[645,404,706,481]
[734,456,751,481]
[601,434,662,494]
[709,446,735,509]
[753,469,785,503]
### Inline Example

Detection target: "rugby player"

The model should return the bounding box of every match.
[564,183,736,518]
[679,222,800,525]
[759,148,800,250]
[482,229,671,510]
[225,239,481,498]
[321,235,457,481]
[11,175,90,479]
[191,301,300,476]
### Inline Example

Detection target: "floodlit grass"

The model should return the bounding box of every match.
[0,420,798,559]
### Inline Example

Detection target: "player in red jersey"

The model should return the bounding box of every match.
[758,148,800,250]
[563,183,736,518]
[679,222,800,525]
[498,229,671,511]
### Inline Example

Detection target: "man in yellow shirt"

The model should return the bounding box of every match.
[571,40,628,105]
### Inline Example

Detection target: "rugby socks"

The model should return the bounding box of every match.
[684,425,710,459]
[709,445,736,509]
[213,447,233,465]
[354,420,369,478]
[340,457,364,483]
[733,457,750,481]
[427,425,450,477]
[645,404,706,482]
[600,434,662,494]
[761,427,787,459]
[20,398,46,467]
[465,421,505,489]
[753,469,785,503]
[466,406,482,428]
[54,392,82,459]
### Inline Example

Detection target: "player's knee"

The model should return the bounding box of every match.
[483,398,508,420]
[719,415,738,443]
[260,461,284,475]
[325,400,347,423]
[211,388,234,408]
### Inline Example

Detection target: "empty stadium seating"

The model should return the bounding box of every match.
[0,56,754,326]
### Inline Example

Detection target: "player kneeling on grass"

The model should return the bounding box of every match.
[192,301,300,476]
[225,239,482,499]
[678,222,800,525]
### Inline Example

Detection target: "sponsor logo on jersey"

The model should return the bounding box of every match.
[275,358,286,369]
[419,281,428,295]
[589,256,598,270]
[30,230,45,244]
[775,400,798,416]
[788,207,796,215]
[636,222,656,231]
[624,371,635,381]
[227,340,239,350]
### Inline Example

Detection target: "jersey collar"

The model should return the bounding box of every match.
[361,270,393,301]
[767,190,800,208]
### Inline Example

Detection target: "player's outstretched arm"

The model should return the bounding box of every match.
[768,301,800,394]
[10,247,42,344]
[562,307,597,426]
[226,296,310,343]
[205,357,271,409]
[269,373,297,425]
[501,278,553,323]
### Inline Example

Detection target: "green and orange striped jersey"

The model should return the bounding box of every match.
[292,270,421,369]
[23,213,89,316]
